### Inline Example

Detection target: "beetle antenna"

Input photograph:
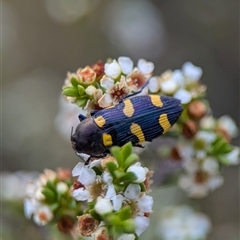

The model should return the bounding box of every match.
[71,126,73,139]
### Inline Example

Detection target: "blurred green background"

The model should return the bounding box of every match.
[2,0,239,239]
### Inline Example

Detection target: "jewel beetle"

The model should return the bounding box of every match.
[71,94,183,159]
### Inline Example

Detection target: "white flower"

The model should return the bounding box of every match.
[124,184,141,200]
[182,62,203,81]
[24,199,36,219]
[134,216,150,236]
[199,116,216,130]
[136,194,153,213]
[100,76,115,89]
[218,115,238,138]
[72,162,96,185]
[94,197,113,215]
[195,130,216,144]
[118,56,134,75]
[85,85,97,96]
[173,88,192,104]
[178,172,224,198]
[137,59,154,75]
[98,76,129,108]
[223,147,240,165]
[160,80,178,95]
[72,162,97,201]
[73,187,90,201]
[33,205,53,226]
[37,169,57,186]
[35,187,45,201]
[202,157,219,174]
[105,59,122,79]
[127,163,148,183]
[171,70,184,87]
[102,171,113,185]
[105,184,116,199]
[112,194,125,211]
[148,76,160,93]
[157,205,211,240]
[56,182,68,194]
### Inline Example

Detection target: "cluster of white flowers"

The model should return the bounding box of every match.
[63,57,155,111]
[148,61,205,104]
[176,115,239,198]
[72,151,154,239]
[156,205,211,240]
[24,169,57,225]
[24,168,76,228]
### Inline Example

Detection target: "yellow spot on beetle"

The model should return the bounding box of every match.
[123,99,134,117]
[159,114,171,133]
[150,95,163,107]
[95,116,106,128]
[102,133,113,147]
[130,123,145,143]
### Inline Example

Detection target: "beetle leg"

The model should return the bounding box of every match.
[78,114,86,121]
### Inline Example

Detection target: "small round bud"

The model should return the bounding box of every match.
[58,215,75,234]
[182,120,198,139]
[77,214,99,237]
[188,100,207,120]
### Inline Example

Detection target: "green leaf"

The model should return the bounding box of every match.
[218,155,230,166]
[106,214,121,225]
[70,77,80,88]
[76,98,88,107]
[113,170,125,179]
[46,180,56,192]
[106,161,118,177]
[111,146,123,167]
[42,188,56,201]
[139,182,146,192]
[123,153,139,169]
[119,172,137,183]
[122,219,135,233]
[113,184,125,192]
[89,209,102,221]
[49,203,59,212]
[122,142,132,160]
[62,87,79,97]
[77,85,85,95]
[118,206,132,220]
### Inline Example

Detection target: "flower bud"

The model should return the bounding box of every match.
[182,120,198,139]
[77,214,99,237]
[188,100,207,120]
[58,215,75,234]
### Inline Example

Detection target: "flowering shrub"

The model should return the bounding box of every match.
[23,57,239,239]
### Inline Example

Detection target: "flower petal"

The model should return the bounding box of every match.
[105,60,121,79]
[72,162,84,177]
[137,194,153,213]
[137,59,154,74]
[118,56,134,75]
[100,76,115,90]
[134,216,150,236]
[98,93,113,108]
[78,167,96,185]
[124,183,141,200]
[182,62,203,81]
[174,89,192,104]
[73,188,90,201]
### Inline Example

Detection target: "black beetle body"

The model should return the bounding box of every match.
[71,95,183,158]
